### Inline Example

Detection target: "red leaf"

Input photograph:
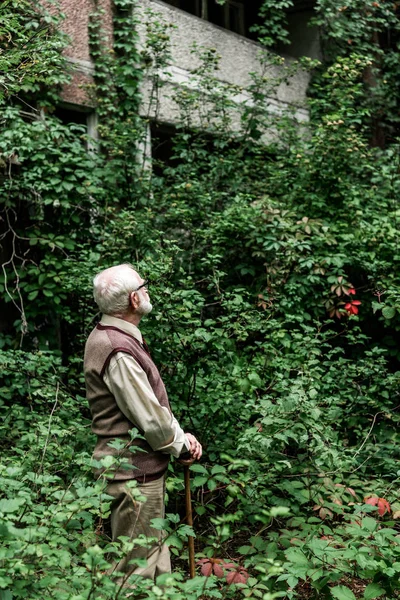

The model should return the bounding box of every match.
[332,497,343,506]
[221,562,237,570]
[213,563,225,578]
[319,507,333,519]
[226,568,249,585]
[365,496,391,516]
[198,557,237,578]
[345,300,361,315]
[377,498,391,516]
[200,562,213,577]
[365,496,379,506]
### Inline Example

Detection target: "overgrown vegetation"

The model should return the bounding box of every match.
[1,0,400,598]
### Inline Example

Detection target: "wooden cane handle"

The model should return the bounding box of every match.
[178,457,195,467]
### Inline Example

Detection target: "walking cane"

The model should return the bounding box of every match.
[179,457,195,578]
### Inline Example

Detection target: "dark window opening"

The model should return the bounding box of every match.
[53,105,91,129]
[150,121,275,186]
[161,0,262,40]
[150,122,178,178]
[51,105,98,149]
[273,0,319,59]
[160,0,320,56]
[183,0,204,17]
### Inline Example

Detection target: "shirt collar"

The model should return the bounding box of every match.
[100,315,143,344]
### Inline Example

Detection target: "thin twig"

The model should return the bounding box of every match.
[353,411,382,458]
[38,382,60,473]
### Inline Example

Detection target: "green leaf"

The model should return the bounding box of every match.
[192,476,208,487]
[238,545,255,555]
[207,478,217,491]
[362,516,378,532]
[0,498,25,514]
[211,465,226,475]
[167,533,183,549]
[284,547,309,566]
[100,455,116,468]
[270,506,290,517]
[364,584,386,600]
[151,518,167,530]
[331,586,357,600]
[382,306,396,319]
[371,301,382,314]
[62,181,74,191]
[182,576,209,592]
[248,372,263,387]
[190,464,208,474]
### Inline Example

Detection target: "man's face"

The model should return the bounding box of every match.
[135,277,153,316]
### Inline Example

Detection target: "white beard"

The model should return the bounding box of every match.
[137,296,153,315]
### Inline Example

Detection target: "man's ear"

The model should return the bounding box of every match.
[129,291,140,311]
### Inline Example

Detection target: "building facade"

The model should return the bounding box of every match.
[56,0,319,149]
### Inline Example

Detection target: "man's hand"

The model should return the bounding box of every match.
[185,433,202,461]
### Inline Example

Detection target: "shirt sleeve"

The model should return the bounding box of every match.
[103,352,189,458]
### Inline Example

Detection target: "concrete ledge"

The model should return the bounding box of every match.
[137,0,309,131]
[65,57,95,76]
[140,0,309,104]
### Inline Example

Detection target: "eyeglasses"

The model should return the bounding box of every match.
[134,280,149,292]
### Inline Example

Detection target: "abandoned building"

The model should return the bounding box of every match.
[54,0,319,153]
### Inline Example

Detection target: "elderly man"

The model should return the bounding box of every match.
[84,264,202,582]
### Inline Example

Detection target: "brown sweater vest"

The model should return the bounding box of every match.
[84,323,170,482]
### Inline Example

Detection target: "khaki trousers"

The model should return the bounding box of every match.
[106,476,171,582]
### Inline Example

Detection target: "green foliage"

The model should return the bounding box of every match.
[1,0,400,599]
[0,0,69,103]
[250,0,294,48]
[311,0,400,144]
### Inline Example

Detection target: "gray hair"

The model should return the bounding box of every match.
[93,264,140,315]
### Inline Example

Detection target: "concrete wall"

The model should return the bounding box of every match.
[47,0,113,107]
[136,0,309,131]
[48,0,310,129]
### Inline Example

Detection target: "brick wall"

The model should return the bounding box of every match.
[45,0,114,106]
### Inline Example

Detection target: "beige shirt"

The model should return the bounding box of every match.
[101,315,189,458]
